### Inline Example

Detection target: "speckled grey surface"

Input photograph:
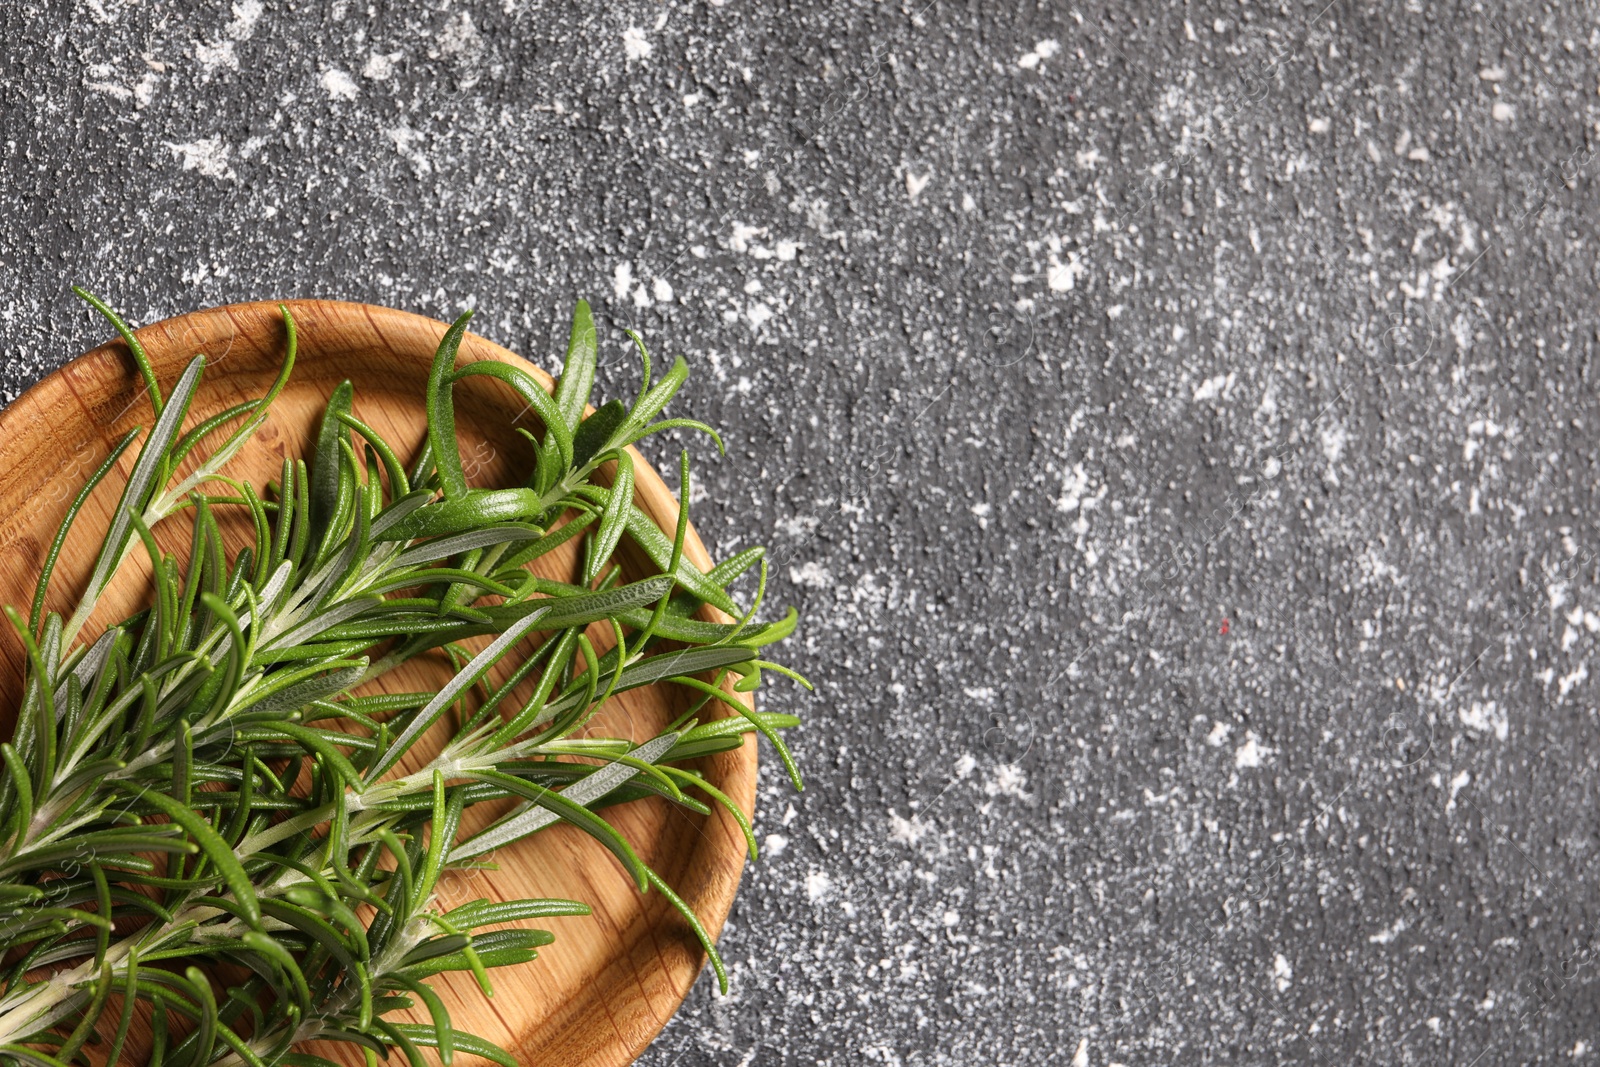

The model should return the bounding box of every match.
[4,0,1600,1063]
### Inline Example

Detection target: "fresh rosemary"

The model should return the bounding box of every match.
[0,294,804,1067]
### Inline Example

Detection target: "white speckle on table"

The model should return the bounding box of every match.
[1234,732,1268,768]
[984,763,1029,798]
[1559,662,1588,698]
[165,136,234,180]
[1368,917,1407,945]
[88,80,133,101]
[623,26,653,61]
[747,302,774,329]
[1192,373,1235,402]
[194,38,237,71]
[1480,65,1507,81]
[386,125,431,176]
[1459,701,1508,740]
[805,869,831,903]
[954,753,976,778]
[1070,1037,1088,1067]
[1273,953,1293,991]
[963,686,996,704]
[776,514,819,539]
[905,171,931,201]
[1017,39,1060,70]
[729,221,766,253]
[763,833,788,857]
[1550,581,1570,611]
[1206,721,1232,747]
[1320,422,1347,464]
[1445,769,1471,813]
[362,52,400,80]
[436,12,483,59]
[194,0,263,72]
[651,277,673,302]
[133,71,158,106]
[1047,252,1085,291]
[1308,117,1330,133]
[1492,101,1515,122]
[86,67,148,103]
[888,811,929,846]
[970,501,990,528]
[320,69,358,100]
[612,261,634,300]
[789,561,833,589]
[224,3,264,37]
[1055,463,1105,514]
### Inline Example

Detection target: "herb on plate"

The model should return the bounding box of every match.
[0,294,804,1067]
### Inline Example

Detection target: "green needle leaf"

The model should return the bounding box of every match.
[376,488,544,542]
[427,311,476,500]
[465,769,650,892]
[309,380,354,543]
[135,790,262,928]
[65,355,204,646]
[386,1026,516,1067]
[452,733,678,860]
[570,399,627,469]
[448,360,571,470]
[554,299,597,432]
[74,287,163,415]
[366,607,548,782]
[585,451,633,585]
[30,427,140,636]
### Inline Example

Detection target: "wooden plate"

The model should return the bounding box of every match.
[0,300,756,1065]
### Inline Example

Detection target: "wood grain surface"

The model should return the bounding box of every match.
[0,300,757,1066]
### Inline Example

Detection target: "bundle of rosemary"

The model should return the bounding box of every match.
[0,294,803,1067]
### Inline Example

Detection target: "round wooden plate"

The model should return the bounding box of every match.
[0,301,756,1065]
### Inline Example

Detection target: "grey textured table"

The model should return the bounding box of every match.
[4,1,1599,1063]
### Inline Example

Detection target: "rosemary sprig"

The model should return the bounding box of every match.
[0,296,805,1067]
